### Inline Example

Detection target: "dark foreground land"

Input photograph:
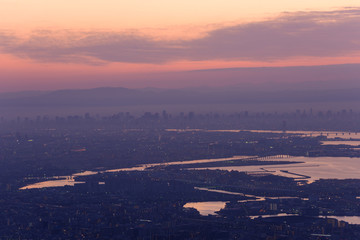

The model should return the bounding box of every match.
[3,170,360,239]
[1,111,360,239]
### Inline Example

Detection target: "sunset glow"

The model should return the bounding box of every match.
[1,1,360,92]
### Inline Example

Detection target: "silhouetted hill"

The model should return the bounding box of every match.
[0,87,360,108]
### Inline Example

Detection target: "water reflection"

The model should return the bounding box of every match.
[184,201,227,216]
[106,155,255,173]
[322,216,360,225]
[21,155,360,190]
[186,187,299,216]
[194,156,360,182]
[183,201,360,225]
[321,141,360,146]
[21,129,360,190]
[20,177,85,189]
[249,130,359,139]
[250,213,299,219]
[249,214,360,225]
[22,155,360,190]
[195,187,264,201]
[195,187,299,203]
[166,129,360,140]
[20,155,254,190]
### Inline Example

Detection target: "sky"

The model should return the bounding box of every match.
[0,0,360,92]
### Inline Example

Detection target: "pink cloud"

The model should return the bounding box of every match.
[0,8,359,64]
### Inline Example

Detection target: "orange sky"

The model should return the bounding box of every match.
[1,1,360,92]
[2,1,360,31]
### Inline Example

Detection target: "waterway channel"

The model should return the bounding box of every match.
[20,155,255,189]
[21,155,360,189]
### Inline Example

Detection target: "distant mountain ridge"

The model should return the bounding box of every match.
[1,87,360,108]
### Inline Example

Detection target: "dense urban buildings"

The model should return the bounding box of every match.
[1,111,360,239]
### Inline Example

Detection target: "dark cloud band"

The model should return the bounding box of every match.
[1,8,359,64]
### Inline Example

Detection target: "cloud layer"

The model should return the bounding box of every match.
[1,8,360,64]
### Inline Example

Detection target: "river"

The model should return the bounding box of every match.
[20,155,255,189]
[194,156,360,182]
[166,129,360,140]
[21,155,360,189]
